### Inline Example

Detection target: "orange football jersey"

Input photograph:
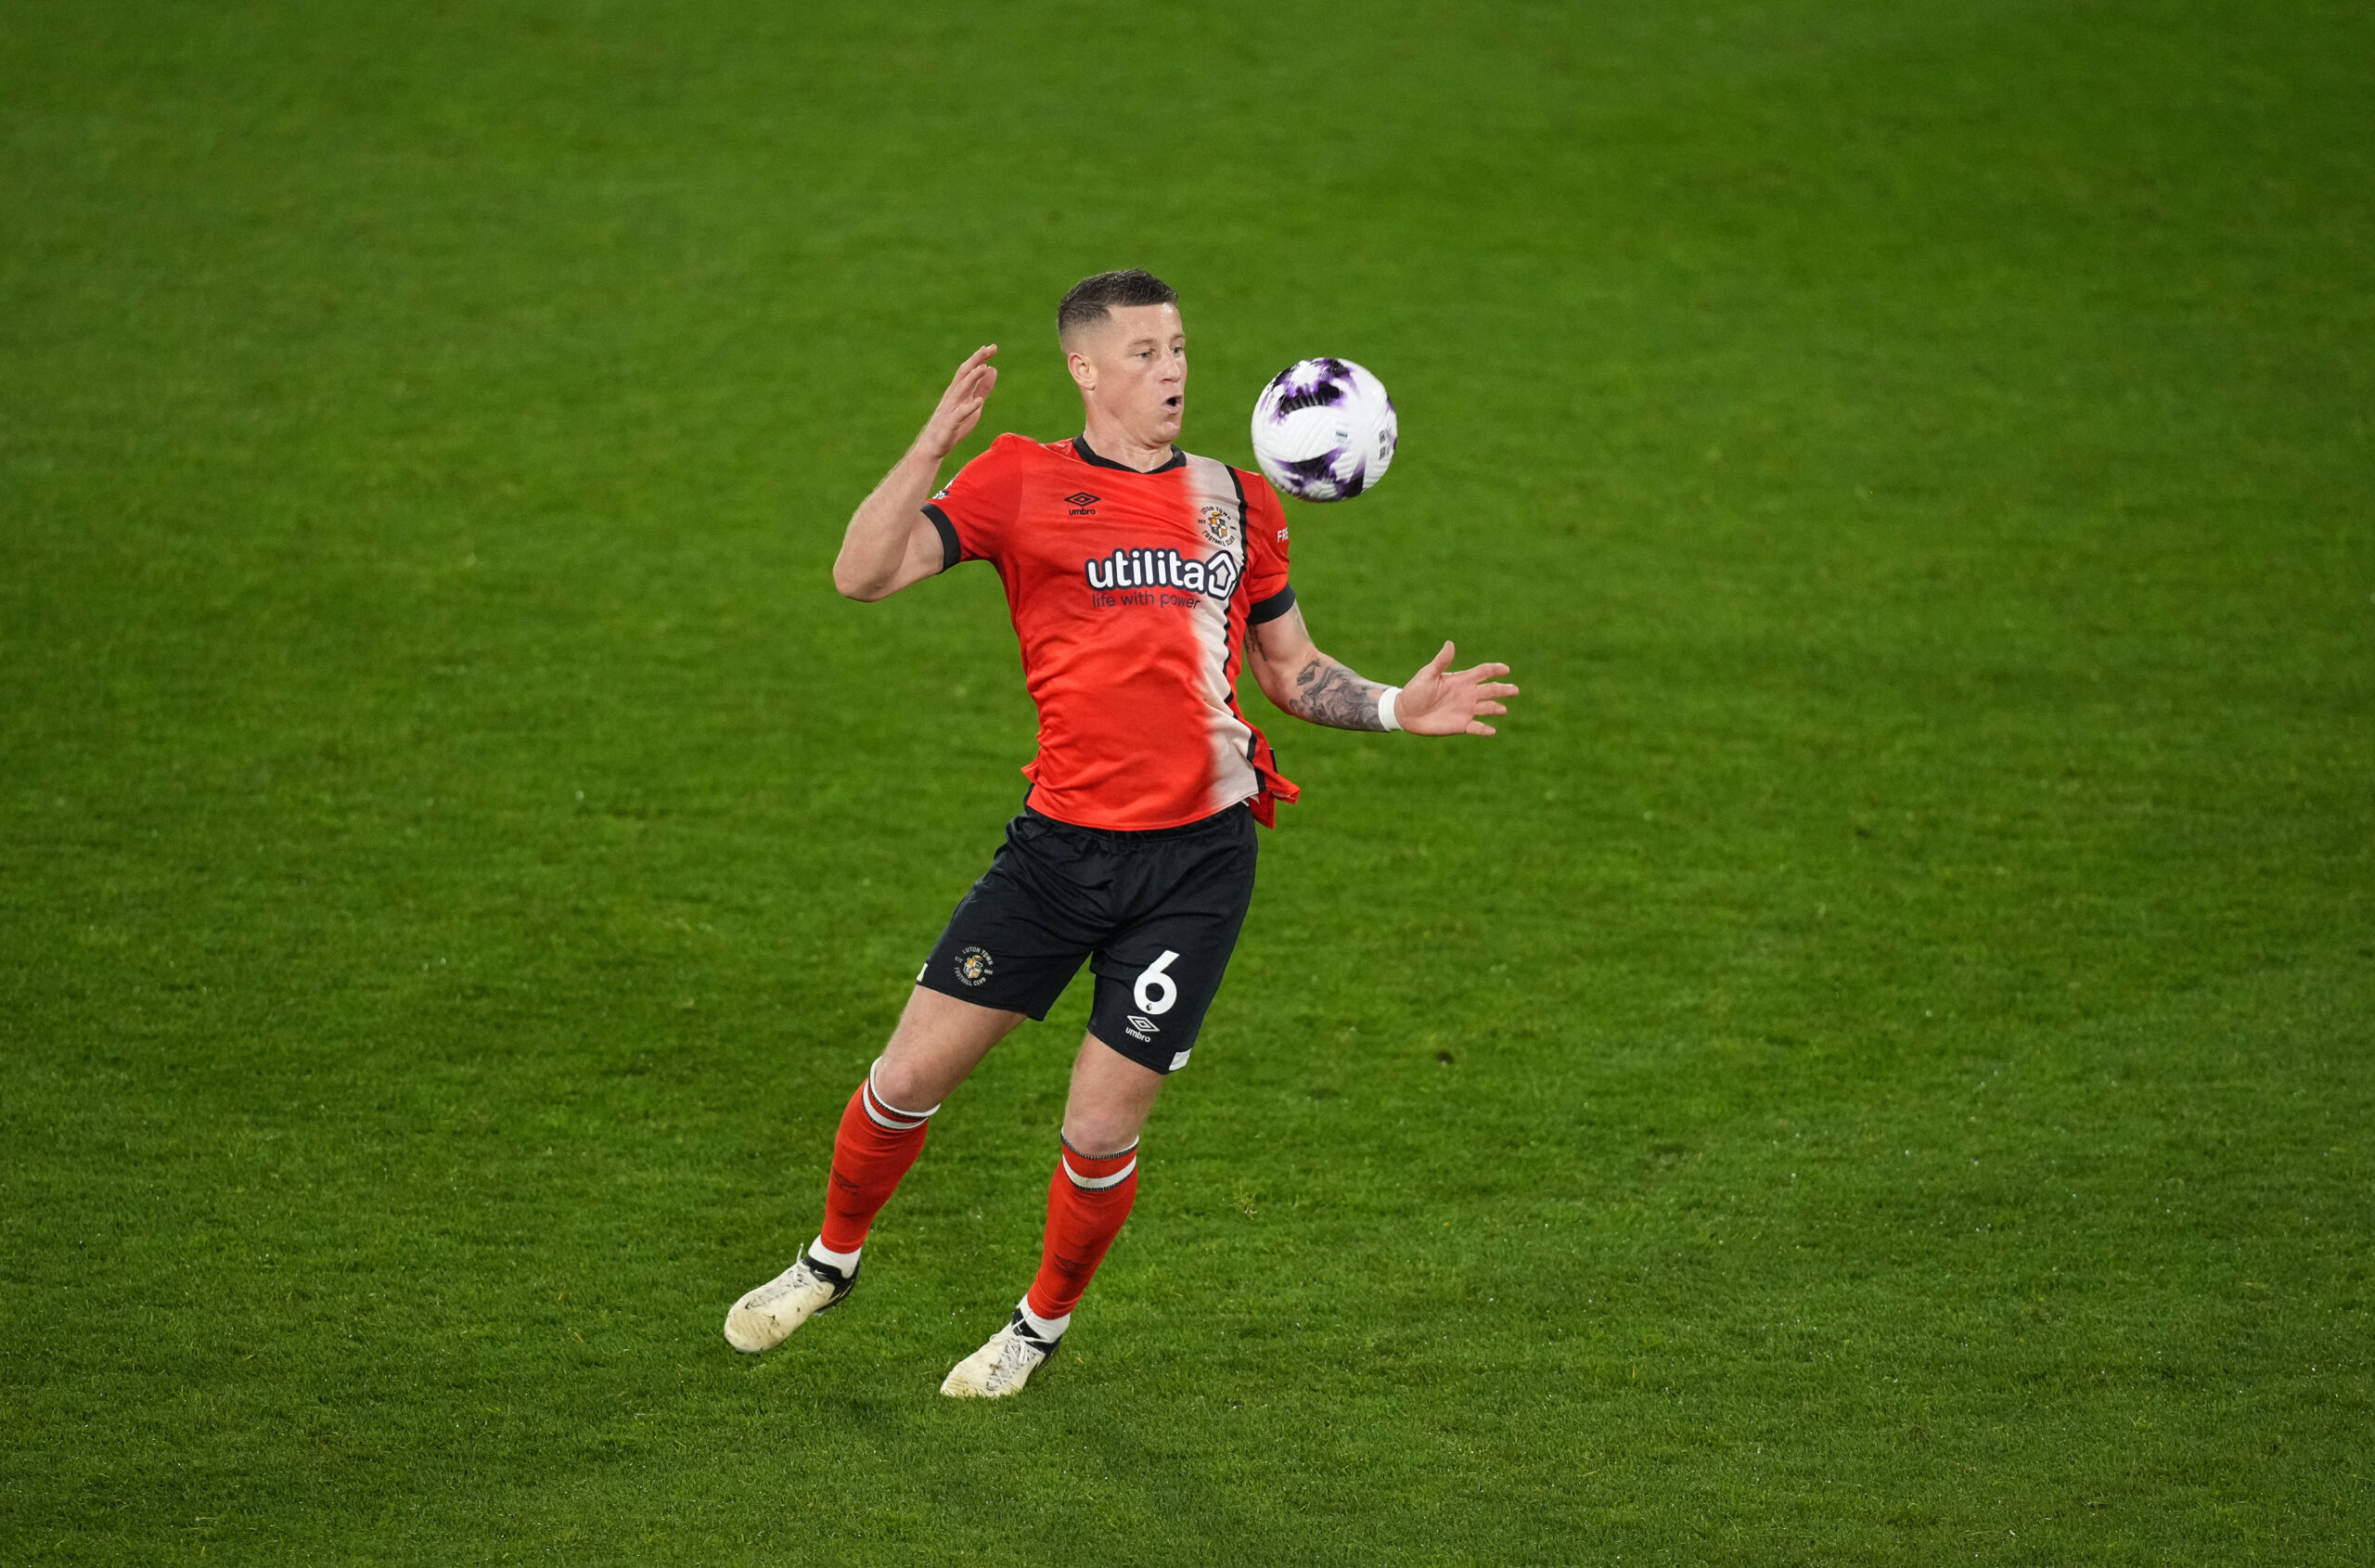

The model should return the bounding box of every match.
[924,433,1301,830]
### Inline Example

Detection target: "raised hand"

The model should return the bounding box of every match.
[836,344,1002,601]
[918,345,999,460]
[1396,640,1519,737]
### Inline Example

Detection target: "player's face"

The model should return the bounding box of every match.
[1071,302,1188,448]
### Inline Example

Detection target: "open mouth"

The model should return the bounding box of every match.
[1163,395,1183,410]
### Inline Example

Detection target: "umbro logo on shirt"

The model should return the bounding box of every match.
[1065,492,1100,515]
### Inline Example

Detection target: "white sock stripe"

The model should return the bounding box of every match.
[861,1070,938,1130]
[1058,1135,1138,1160]
[859,1086,930,1131]
[1060,1153,1137,1190]
[868,1066,941,1117]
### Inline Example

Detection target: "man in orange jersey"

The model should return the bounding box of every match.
[725,270,1518,1395]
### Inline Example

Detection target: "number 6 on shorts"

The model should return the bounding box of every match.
[1134,949,1180,1015]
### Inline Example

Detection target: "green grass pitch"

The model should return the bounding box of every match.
[3,0,2369,1561]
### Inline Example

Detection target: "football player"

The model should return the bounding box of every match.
[726,270,1517,1395]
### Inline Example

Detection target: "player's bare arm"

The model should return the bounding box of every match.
[1250,603,1518,736]
[831,344,999,601]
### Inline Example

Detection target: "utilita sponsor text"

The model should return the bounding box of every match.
[1083,547,1239,601]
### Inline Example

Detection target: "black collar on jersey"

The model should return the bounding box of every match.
[1072,433,1186,474]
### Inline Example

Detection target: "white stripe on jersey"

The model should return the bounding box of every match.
[1182,454,1262,817]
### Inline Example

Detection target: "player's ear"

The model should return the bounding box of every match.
[1066,349,1097,393]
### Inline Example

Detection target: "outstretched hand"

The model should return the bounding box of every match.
[918,345,999,460]
[1397,641,1519,737]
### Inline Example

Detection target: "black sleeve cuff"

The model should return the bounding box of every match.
[1248,584,1297,624]
[921,504,961,572]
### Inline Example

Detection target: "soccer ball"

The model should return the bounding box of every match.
[1249,357,1397,502]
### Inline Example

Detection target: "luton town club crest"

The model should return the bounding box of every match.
[954,945,995,986]
[1200,506,1236,546]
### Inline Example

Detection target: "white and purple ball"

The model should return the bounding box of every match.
[1249,357,1397,502]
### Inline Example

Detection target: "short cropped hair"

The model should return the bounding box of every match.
[1058,269,1179,343]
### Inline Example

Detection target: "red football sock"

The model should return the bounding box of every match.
[816,1071,937,1256]
[1024,1138,1140,1323]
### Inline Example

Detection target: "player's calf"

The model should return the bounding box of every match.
[938,1137,1139,1397]
[1028,1137,1139,1321]
[724,1064,938,1355]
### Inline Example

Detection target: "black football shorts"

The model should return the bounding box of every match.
[916,803,1259,1074]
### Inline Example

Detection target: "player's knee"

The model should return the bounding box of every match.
[1059,1101,1147,1156]
[1060,1123,1134,1158]
[869,1057,941,1118]
[869,1035,948,1115]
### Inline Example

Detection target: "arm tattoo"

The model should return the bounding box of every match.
[1280,654,1389,731]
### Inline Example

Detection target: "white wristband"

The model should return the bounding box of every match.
[1377,687,1405,732]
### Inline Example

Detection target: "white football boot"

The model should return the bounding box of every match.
[723,1250,858,1354]
[939,1310,1062,1398]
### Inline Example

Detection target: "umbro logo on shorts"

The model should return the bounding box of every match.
[1125,1014,1161,1038]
